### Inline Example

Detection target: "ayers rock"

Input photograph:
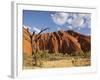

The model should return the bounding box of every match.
[23,27,91,55]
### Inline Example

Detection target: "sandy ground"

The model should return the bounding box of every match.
[23,58,90,69]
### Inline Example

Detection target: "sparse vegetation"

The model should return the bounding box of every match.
[23,53,33,67]
[23,50,91,69]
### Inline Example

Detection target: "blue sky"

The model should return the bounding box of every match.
[23,10,91,35]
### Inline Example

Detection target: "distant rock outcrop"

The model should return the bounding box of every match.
[23,27,91,55]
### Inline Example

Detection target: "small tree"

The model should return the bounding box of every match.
[24,27,49,66]
[31,27,49,66]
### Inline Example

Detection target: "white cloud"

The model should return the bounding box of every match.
[23,25,28,29]
[67,25,73,30]
[72,14,78,19]
[33,27,41,34]
[78,14,91,28]
[72,17,84,28]
[51,12,69,25]
[23,25,31,30]
[67,18,73,24]
[51,12,91,31]
[67,13,91,29]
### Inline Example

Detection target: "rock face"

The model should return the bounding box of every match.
[67,30,91,52]
[23,27,32,55]
[23,28,91,55]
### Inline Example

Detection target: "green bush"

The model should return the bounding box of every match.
[71,51,91,58]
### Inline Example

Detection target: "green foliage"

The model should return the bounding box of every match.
[83,51,91,58]
[71,51,91,58]
[34,50,49,60]
[32,50,50,66]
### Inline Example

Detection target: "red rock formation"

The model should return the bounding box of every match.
[57,30,81,54]
[23,27,32,55]
[23,27,91,56]
[67,30,91,52]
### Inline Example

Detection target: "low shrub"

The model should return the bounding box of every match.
[23,50,91,67]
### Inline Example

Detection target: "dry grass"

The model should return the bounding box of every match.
[23,51,91,69]
[23,57,90,69]
[42,58,90,68]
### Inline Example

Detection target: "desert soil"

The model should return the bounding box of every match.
[23,57,90,69]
